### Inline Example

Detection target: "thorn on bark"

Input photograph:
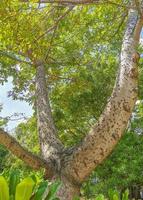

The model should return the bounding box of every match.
[123,103,131,113]
[132,52,140,63]
[112,133,120,140]
[129,67,138,79]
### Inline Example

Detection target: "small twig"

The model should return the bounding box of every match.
[44,25,58,62]
[134,0,143,18]
[0,113,28,122]
[48,74,75,81]
[112,12,128,38]
[37,6,74,40]
[0,50,32,65]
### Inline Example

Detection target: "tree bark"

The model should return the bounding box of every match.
[22,0,102,5]
[0,128,54,177]
[57,177,81,200]
[59,7,143,191]
[35,64,63,164]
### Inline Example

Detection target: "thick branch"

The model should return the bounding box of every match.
[22,0,101,4]
[0,128,54,178]
[61,8,143,184]
[35,64,63,162]
[22,0,129,8]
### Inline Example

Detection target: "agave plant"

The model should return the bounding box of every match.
[0,171,60,200]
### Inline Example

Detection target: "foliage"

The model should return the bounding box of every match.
[130,101,143,134]
[0,104,8,128]
[0,171,60,200]
[0,0,127,146]
[94,189,129,200]
[82,131,143,198]
[0,145,8,173]
[15,117,39,153]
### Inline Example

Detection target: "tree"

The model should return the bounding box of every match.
[0,0,143,199]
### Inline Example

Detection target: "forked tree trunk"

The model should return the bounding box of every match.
[56,8,143,199]
[0,2,143,200]
[57,177,81,200]
[34,7,142,200]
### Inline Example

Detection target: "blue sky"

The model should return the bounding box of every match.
[0,77,33,131]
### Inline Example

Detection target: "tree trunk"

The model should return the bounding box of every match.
[57,177,80,200]
[60,8,142,187]
[0,2,143,200]
[32,6,143,200]
[35,64,63,164]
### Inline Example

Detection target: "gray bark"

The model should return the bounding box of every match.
[35,64,63,164]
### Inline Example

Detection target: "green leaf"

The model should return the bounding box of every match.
[15,177,35,200]
[45,181,61,200]
[122,189,129,200]
[9,170,20,197]
[33,181,48,200]
[0,176,9,200]
[73,196,80,200]
[108,189,119,200]
[113,194,119,200]
[9,196,14,200]
[30,175,37,184]
[95,194,105,200]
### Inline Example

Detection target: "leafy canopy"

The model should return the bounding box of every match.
[0,0,127,145]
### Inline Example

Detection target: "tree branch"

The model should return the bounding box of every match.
[0,128,54,178]
[0,50,32,65]
[35,64,63,164]
[22,0,130,8]
[61,7,143,184]
[37,6,73,40]
[134,0,143,17]
[22,0,101,4]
